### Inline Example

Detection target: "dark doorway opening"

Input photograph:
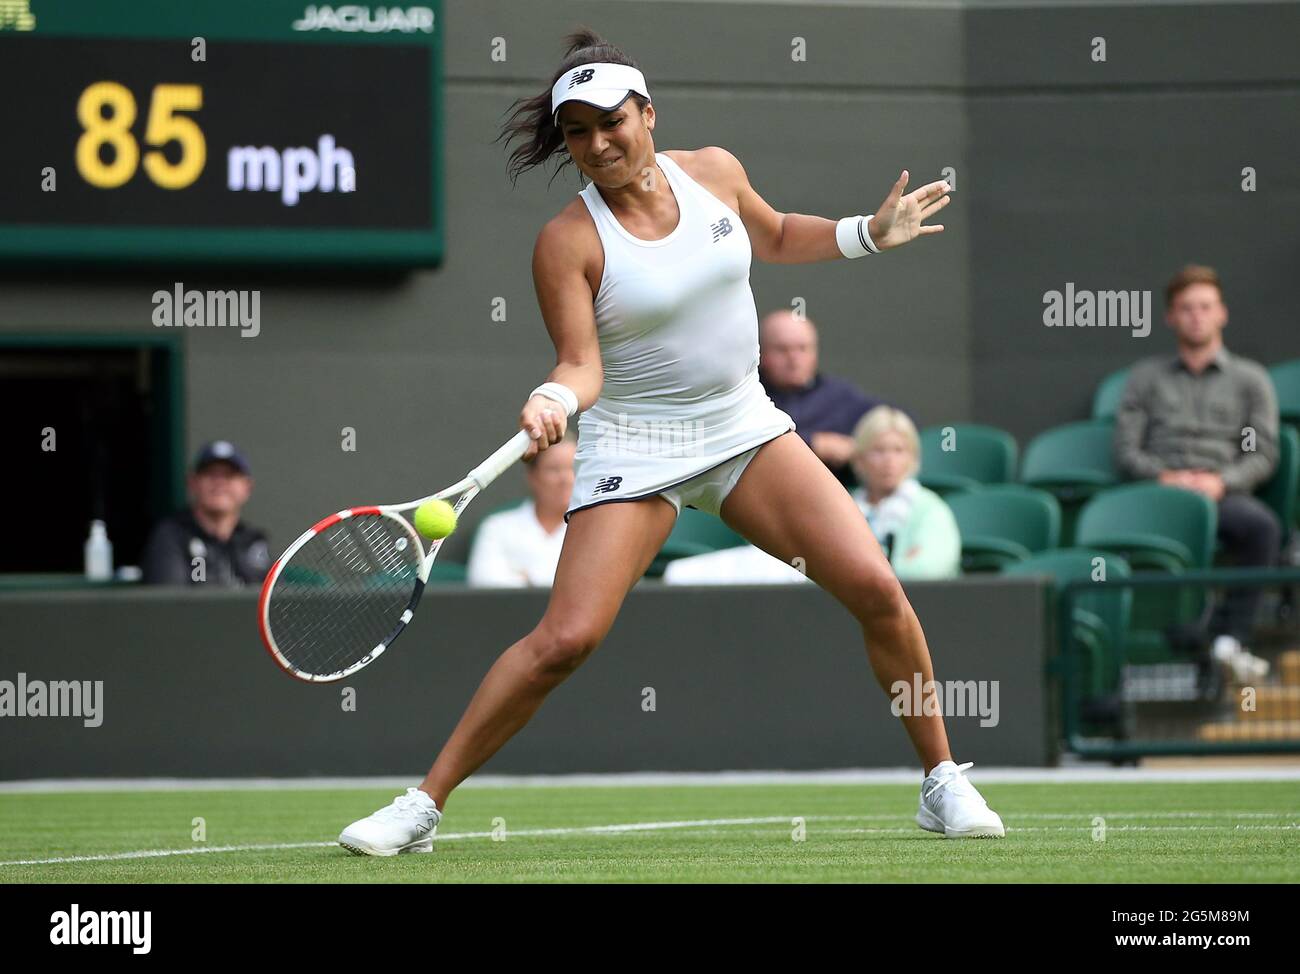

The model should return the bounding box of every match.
[0,337,183,575]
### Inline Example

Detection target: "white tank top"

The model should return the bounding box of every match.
[564,151,795,520]
[578,152,760,406]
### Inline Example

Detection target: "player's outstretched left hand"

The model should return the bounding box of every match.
[869,171,951,251]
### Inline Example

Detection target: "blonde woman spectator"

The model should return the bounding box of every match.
[665,406,960,585]
[849,407,960,579]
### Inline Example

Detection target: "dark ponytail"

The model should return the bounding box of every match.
[497,27,649,186]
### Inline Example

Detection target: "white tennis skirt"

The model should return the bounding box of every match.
[565,370,797,522]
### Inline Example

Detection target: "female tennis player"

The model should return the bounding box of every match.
[340,29,1003,854]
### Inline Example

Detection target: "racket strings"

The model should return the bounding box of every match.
[267,514,421,676]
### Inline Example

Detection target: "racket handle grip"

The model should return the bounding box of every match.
[469,429,535,490]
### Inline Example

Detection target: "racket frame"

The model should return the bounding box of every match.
[258,429,533,682]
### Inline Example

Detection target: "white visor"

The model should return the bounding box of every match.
[551,62,650,122]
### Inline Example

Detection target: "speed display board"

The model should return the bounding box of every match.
[0,1,443,266]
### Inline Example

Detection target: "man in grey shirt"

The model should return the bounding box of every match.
[1114,265,1280,669]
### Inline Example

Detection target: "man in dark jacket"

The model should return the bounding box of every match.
[141,440,271,586]
[758,309,884,488]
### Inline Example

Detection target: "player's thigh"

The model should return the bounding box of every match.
[719,432,903,617]
[538,496,678,650]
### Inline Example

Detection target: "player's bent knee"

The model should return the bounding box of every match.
[845,567,909,624]
[525,621,603,681]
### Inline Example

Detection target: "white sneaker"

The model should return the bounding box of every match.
[1212,635,1270,684]
[1234,650,1270,683]
[916,761,1006,839]
[339,787,441,856]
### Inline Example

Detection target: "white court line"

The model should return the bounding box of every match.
[3,765,1300,793]
[907,811,1298,819]
[836,825,1300,835]
[3,813,1297,867]
[0,815,820,867]
[0,842,339,867]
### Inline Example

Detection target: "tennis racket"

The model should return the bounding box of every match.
[258,428,534,682]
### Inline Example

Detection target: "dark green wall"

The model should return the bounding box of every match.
[0,577,1050,778]
[964,0,1300,434]
[0,0,1295,566]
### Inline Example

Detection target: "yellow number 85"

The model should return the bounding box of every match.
[76,82,206,190]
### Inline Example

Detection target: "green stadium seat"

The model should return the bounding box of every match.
[1267,358,1300,426]
[946,485,1061,572]
[918,424,1018,497]
[645,506,747,577]
[1020,419,1121,545]
[1075,483,1217,664]
[1075,483,1217,572]
[1091,366,1131,420]
[916,473,981,497]
[1020,420,1119,493]
[1002,548,1133,734]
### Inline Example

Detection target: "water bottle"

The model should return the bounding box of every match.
[84,520,113,581]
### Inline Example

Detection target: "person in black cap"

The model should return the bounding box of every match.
[140,440,271,586]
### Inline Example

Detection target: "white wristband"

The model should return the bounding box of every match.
[530,382,579,417]
[835,215,881,258]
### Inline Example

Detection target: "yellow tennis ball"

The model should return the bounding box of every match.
[413,499,457,540]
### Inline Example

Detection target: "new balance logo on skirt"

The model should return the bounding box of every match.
[711,217,732,241]
[593,476,623,494]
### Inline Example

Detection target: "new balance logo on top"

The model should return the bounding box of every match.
[568,68,596,88]
[593,476,624,495]
[710,217,733,242]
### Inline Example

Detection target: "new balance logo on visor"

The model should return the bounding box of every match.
[568,68,596,88]
[711,218,733,242]
[593,476,623,494]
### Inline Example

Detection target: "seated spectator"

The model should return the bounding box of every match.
[1114,263,1280,679]
[141,440,270,586]
[848,406,961,579]
[467,431,576,588]
[758,309,884,488]
[664,406,959,585]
